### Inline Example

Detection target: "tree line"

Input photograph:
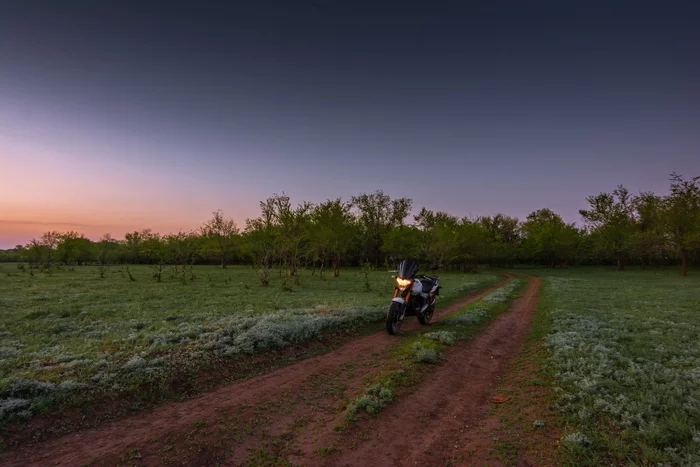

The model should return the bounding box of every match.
[1,173,699,280]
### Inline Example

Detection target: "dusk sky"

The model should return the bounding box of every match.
[1,1,699,248]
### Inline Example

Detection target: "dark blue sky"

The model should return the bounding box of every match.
[1,1,699,246]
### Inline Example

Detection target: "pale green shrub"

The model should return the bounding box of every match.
[565,432,592,447]
[0,398,30,417]
[423,331,456,345]
[346,383,394,419]
[411,342,440,364]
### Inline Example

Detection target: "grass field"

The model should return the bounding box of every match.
[528,268,700,466]
[6,262,697,465]
[0,263,499,423]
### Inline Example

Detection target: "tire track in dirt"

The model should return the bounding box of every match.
[0,277,511,466]
[315,275,541,467]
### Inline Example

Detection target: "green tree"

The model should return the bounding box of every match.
[665,173,700,276]
[454,218,490,272]
[308,198,357,277]
[258,193,311,278]
[95,233,118,278]
[479,214,521,267]
[165,231,200,280]
[56,231,94,267]
[631,192,667,267]
[124,230,153,264]
[142,231,168,281]
[414,207,456,231]
[0,246,23,263]
[24,238,47,272]
[579,186,636,270]
[411,208,460,268]
[382,225,422,263]
[39,231,61,268]
[351,190,412,266]
[201,210,239,269]
[522,209,579,267]
[244,216,276,286]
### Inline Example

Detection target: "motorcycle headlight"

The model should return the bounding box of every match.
[396,277,412,290]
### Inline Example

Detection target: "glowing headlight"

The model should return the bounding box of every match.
[396,278,412,290]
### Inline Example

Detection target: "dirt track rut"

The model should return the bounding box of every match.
[320,276,541,466]
[1,278,517,466]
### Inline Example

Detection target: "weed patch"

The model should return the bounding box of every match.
[346,382,395,420]
[528,269,700,466]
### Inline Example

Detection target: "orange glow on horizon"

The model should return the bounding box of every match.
[0,142,258,248]
[0,219,203,247]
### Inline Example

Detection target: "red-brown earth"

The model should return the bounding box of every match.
[2,276,558,466]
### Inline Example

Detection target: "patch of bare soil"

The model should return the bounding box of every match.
[459,339,564,467]
[0,279,509,466]
[0,326,375,450]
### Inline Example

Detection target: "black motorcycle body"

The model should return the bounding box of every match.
[385,260,440,335]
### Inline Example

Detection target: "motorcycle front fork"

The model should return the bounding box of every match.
[401,294,410,320]
[393,288,410,320]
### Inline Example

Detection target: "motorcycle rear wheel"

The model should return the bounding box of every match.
[385,302,402,335]
[417,305,434,325]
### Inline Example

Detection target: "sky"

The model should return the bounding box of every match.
[1,1,699,248]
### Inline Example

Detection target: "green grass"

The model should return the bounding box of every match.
[0,263,499,423]
[524,268,700,466]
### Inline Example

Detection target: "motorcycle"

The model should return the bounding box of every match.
[386,259,440,335]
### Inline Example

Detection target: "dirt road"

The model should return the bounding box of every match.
[320,276,541,466]
[2,278,526,466]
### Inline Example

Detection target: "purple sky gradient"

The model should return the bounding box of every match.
[1,1,699,248]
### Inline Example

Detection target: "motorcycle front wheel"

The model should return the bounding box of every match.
[385,302,402,335]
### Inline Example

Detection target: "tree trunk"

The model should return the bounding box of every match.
[680,250,688,276]
[616,258,625,271]
[221,257,227,269]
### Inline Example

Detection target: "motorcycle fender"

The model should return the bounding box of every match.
[391,297,405,304]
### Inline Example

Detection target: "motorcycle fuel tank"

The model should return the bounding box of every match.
[411,280,422,295]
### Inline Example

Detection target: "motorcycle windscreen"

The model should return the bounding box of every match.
[397,259,418,279]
